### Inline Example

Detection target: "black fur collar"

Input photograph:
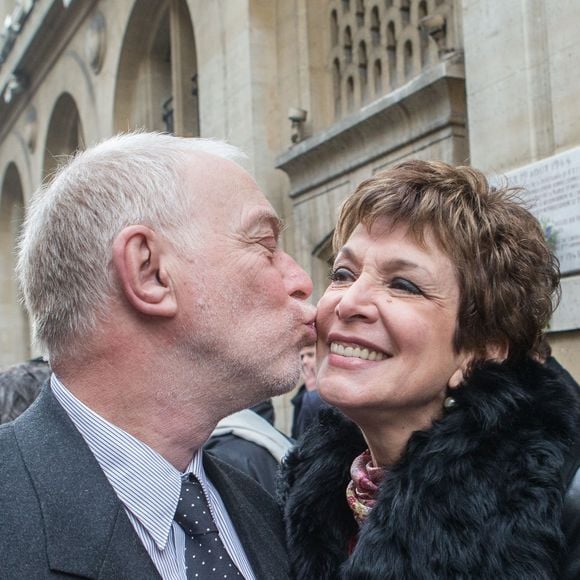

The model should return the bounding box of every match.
[280,358,579,579]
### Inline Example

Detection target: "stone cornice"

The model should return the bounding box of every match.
[276,58,466,198]
[0,0,97,140]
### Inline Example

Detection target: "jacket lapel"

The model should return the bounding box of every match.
[14,386,160,579]
[204,452,291,580]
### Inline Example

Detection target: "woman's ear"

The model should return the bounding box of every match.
[447,341,509,390]
[448,367,466,389]
[448,351,473,389]
[112,225,177,318]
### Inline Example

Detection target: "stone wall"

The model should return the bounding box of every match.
[463,0,580,380]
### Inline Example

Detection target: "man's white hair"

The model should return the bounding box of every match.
[16,131,246,361]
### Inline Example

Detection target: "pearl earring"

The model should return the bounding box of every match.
[443,396,457,410]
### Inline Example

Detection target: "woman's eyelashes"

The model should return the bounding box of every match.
[388,277,423,295]
[329,266,356,283]
[329,266,423,296]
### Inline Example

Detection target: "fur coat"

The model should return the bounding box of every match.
[280,358,580,579]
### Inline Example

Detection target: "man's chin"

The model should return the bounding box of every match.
[269,368,301,397]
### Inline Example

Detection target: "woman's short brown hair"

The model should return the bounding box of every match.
[334,159,560,363]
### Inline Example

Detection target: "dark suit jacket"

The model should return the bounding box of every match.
[0,385,290,579]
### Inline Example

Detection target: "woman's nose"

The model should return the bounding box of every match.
[334,277,378,322]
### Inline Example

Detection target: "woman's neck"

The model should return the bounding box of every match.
[357,406,444,468]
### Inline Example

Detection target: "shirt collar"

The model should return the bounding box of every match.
[50,374,199,551]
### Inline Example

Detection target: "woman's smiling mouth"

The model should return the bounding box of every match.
[329,342,388,361]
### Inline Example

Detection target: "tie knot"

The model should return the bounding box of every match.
[174,475,219,536]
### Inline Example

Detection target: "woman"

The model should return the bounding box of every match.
[280,160,580,579]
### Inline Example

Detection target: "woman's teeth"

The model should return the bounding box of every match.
[330,342,385,361]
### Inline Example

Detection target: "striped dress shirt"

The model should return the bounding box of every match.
[51,375,256,580]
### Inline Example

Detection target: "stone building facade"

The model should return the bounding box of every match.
[1,0,579,430]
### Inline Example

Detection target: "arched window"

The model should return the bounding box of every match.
[370,6,380,45]
[400,0,410,26]
[333,58,342,117]
[373,58,382,95]
[346,76,355,111]
[419,1,430,67]
[404,40,413,79]
[359,41,368,101]
[387,21,397,87]
[0,164,29,365]
[356,0,365,26]
[43,93,84,180]
[114,0,199,137]
[344,26,353,63]
[312,231,335,302]
[330,9,339,46]
[386,21,396,49]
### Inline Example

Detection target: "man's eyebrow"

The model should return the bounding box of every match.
[250,211,285,237]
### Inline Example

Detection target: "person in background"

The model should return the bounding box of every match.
[0,357,50,424]
[205,402,292,496]
[291,344,326,439]
[281,160,580,579]
[1,132,316,579]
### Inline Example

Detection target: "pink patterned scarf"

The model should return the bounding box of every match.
[346,449,387,526]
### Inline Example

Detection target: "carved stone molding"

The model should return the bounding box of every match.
[276,58,466,198]
[23,105,37,151]
[85,10,106,74]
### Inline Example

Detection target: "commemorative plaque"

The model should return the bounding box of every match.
[500,147,580,275]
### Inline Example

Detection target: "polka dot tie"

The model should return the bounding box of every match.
[174,475,242,579]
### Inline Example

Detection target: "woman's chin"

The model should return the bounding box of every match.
[318,380,374,413]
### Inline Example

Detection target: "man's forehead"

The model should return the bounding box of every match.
[182,151,277,226]
[184,150,251,188]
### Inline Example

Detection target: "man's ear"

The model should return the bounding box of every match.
[112,225,177,318]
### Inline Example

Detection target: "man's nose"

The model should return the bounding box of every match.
[281,252,313,300]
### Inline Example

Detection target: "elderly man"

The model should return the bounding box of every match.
[1,133,315,579]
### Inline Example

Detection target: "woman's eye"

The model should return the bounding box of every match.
[329,267,355,284]
[390,277,422,295]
